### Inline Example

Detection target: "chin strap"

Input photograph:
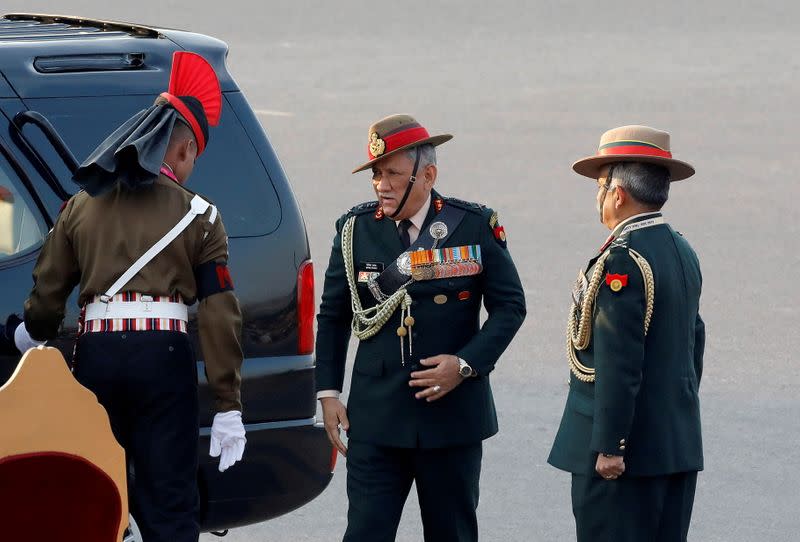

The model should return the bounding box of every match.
[388,147,422,219]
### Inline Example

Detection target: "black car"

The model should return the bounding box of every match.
[0,13,333,533]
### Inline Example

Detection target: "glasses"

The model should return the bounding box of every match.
[597,166,618,192]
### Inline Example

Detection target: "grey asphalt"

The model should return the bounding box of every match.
[6,2,799,540]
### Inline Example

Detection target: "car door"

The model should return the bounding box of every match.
[0,125,55,382]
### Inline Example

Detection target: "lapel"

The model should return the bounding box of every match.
[419,195,438,236]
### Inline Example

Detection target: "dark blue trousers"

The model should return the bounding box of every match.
[344,440,482,542]
[571,471,698,542]
[74,331,199,542]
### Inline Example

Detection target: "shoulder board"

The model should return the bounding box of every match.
[609,236,629,250]
[349,200,379,216]
[445,197,486,214]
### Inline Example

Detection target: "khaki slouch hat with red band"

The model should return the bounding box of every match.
[352,114,452,174]
[572,125,695,181]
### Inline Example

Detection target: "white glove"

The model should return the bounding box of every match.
[210,410,246,472]
[14,321,46,353]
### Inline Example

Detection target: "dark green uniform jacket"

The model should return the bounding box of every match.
[315,192,526,449]
[549,213,705,477]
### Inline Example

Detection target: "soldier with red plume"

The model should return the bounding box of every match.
[10,51,245,542]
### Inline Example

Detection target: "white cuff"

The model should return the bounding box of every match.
[317,390,340,400]
[14,322,45,353]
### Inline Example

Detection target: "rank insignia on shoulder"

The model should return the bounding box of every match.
[488,211,507,247]
[605,273,628,292]
[375,206,385,220]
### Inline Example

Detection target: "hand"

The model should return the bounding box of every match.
[320,397,349,456]
[14,321,46,353]
[409,354,463,402]
[210,410,246,472]
[595,454,625,480]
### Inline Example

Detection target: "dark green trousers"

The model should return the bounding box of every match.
[571,472,697,542]
[344,440,482,542]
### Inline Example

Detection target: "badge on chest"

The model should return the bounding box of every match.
[357,261,385,283]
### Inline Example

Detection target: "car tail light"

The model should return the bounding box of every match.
[297,260,315,355]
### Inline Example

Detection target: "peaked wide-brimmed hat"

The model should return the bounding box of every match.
[572,125,695,181]
[352,114,452,174]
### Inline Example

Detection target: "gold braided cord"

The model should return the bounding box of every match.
[566,248,656,383]
[569,251,611,352]
[628,249,655,334]
[341,215,408,341]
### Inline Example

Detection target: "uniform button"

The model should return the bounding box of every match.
[410,363,420,371]
[619,445,626,451]
[121,334,126,339]
[619,439,626,445]
[169,346,174,352]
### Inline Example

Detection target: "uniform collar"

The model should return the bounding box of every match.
[599,211,663,253]
[610,211,662,238]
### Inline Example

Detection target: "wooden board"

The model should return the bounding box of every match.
[0,346,128,541]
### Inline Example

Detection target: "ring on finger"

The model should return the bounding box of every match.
[432,385,442,393]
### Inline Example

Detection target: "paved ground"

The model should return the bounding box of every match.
[6,1,799,540]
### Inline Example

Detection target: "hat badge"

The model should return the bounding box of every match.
[369,132,386,157]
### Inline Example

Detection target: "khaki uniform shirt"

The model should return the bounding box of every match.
[24,174,243,412]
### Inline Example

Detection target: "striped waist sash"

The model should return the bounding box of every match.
[80,292,188,334]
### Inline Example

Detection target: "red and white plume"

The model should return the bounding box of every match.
[167,51,222,126]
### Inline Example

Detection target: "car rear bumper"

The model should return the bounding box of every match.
[197,417,334,532]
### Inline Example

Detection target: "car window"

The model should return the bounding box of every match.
[22,95,281,237]
[0,154,46,260]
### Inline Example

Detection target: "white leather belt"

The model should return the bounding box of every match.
[85,298,189,322]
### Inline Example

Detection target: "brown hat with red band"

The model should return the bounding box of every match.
[352,114,452,174]
[572,125,695,181]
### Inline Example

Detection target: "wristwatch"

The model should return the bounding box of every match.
[458,358,476,378]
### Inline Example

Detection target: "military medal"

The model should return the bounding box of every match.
[429,221,448,250]
[407,244,483,281]
[429,221,448,241]
[396,252,412,276]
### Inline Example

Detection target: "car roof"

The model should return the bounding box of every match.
[0,13,238,98]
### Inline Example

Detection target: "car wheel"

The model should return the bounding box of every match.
[122,514,143,542]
